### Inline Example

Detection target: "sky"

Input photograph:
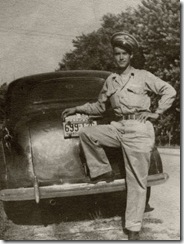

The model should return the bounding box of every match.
[0,0,143,85]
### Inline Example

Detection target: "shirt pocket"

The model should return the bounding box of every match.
[109,90,119,109]
[124,85,144,107]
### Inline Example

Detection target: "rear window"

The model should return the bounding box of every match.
[30,78,103,103]
[6,77,105,117]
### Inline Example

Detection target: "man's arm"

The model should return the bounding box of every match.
[145,71,176,113]
[138,71,176,123]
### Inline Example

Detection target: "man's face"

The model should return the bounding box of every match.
[113,46,132,70]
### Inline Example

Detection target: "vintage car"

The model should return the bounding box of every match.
[0,70,168,209]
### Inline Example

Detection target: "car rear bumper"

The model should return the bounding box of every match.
[0,173,169,202]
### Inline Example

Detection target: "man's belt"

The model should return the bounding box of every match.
[121,114,140,120]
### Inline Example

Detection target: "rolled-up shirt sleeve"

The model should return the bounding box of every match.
[76,79,109,115]
[145,71,176,114]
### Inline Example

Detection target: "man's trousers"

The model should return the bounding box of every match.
[79,119,155,232]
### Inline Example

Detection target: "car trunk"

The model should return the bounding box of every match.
[29,110,87,184]
[27,109,124,186]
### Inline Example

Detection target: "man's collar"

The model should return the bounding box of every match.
[111,66,135,79]
[121,65,133,75]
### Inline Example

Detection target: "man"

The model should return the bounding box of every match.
[62,32,176,240]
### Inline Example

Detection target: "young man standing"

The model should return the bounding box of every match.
[62,32,176,240]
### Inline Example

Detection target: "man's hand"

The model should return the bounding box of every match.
[62,107,77,120]
[137,112,159,123]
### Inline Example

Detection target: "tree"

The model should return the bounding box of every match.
[134,0,180,146]
[57,0,180,145]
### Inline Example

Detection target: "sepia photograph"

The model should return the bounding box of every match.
[0,0,180,241]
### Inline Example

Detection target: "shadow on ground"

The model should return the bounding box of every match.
[3,191,127,226]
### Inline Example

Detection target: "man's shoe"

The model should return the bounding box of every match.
[91,171,114,184]
[128,231,140,240]
[144,203,154,213]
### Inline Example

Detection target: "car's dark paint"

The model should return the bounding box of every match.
[0,70,167,203]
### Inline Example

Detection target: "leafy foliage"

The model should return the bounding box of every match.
[58,0,180,145]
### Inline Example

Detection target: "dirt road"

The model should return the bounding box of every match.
[0,150,180,241]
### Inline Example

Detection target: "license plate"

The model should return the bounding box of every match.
[63,120,97,138]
